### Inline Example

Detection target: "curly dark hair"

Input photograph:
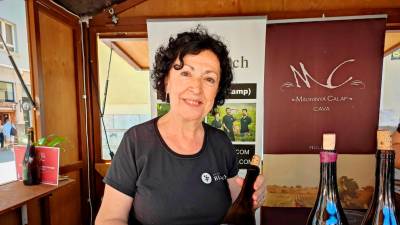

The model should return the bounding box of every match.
[151,26,233,112]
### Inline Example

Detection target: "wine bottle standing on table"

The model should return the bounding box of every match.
[361,130,399,225]
[22,127,41,185]
[222,154,261,225]
[307,133,349,225]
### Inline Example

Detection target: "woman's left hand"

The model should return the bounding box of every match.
[252,174,266,209]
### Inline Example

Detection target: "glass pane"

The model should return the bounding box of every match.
[0,1,32,185]
[379,31,400,130]
[97,38,151,160]
[5,23,13,45]
[0,81,15,102]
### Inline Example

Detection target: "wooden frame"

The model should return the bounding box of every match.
[86,0,400,221]
[25,0,90,224]
[101,38,148,70]
[87,2,400,166]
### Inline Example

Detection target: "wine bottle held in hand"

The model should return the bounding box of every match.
[361,130,399,225]
[221,154,261,225]
[306,133,348,225]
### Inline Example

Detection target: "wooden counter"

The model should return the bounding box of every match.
[0,179,74,225]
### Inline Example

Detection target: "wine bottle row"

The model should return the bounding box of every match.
[221,128,400,225]
[308,130,399,225]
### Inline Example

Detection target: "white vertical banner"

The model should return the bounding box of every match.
[147,17,266,223]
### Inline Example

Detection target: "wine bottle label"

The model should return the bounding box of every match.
[320,152,337,163]
[377,130,393,150]
[323,133,336,151]
[23,166,28,180]
[325,201,338,225]
[382,206,397,225]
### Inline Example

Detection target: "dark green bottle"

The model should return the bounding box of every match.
[222,155,260,225]
[361,130,399,225]
[307,133,349,225]
[22,127,41,185]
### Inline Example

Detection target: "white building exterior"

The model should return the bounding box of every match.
[0,0,31,136]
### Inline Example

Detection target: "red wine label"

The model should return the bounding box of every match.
[320,152,337,163]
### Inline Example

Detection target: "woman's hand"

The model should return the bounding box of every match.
[234,174,267,209]
[393,130,400,168]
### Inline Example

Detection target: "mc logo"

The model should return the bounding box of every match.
[280,59,365,91]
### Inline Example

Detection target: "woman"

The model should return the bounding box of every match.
[96,28,266,225]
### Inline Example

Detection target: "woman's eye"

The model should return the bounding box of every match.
[180,71,190,77]
[205,77,216,84]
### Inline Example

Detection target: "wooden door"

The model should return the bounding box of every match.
[25,0,89,224]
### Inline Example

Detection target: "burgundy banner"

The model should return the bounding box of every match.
[264,19,386,154]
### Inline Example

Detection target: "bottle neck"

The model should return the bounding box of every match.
[25,130,35,158]
[237,165,260,203]
[29,130,34,143]
[373,150,396,205]
[319,151,339,193]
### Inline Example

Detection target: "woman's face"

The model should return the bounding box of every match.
[165,50,221,122]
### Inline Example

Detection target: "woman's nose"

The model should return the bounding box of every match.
[189,77,202,93]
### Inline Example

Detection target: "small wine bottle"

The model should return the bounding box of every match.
[22,127,41,185]
[307,133,349,225]
[361,130,399,225]
[222,154,261,225]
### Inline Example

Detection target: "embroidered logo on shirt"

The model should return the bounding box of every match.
[212,172,227,182]
[201,172,227,184]
[201,173,212,184]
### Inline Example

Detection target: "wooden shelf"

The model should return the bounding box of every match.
[0,179,74,215]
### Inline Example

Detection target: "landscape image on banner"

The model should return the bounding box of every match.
[263,154,375,209]
[206,103,256,142]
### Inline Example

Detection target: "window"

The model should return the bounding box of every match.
[0,19,16,52]
[97,38,152,160]
[0,81,15,102]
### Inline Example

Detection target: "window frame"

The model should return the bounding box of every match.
[0,18,16,53]
[0,80,15,102]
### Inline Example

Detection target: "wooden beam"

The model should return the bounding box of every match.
[89,0,400,30]
[385,42,400,56]
[35,0,80,26]
[98,32,147,39]
[26,0,45,138]
[59,161,84,174]
[92,0,147,26]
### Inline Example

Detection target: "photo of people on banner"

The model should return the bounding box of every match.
[207,103,256,142]
[157,102,256,143]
